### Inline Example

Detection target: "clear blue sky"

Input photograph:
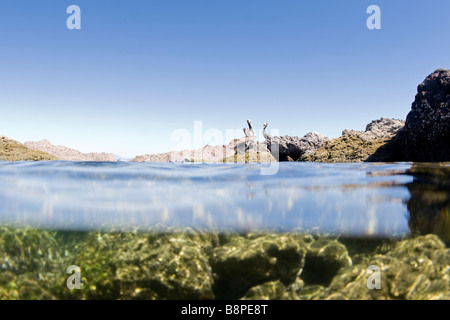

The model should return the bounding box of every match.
[1,1,449,158]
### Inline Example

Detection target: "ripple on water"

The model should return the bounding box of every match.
[0,161,443,239]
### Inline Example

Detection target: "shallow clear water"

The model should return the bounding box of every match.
[0,161,420,237]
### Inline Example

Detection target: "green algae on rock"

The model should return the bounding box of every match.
[301,134,397,163]
[62,228,219,300]
[210,233,307,299]
[0,271,57,300]
[0,226,448,300]
[301,239,352,286]
[300,118,404,163]
[0,227,63,300]
[320,235,450,300]
[0,227,62,275]
[0,136,58,161]
[241,280,287,300]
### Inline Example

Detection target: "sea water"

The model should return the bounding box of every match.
[0,161,449,300]
[0,161,417,236]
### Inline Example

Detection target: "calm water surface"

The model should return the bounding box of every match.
[0,161,435,237]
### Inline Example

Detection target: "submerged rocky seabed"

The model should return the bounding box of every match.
[0,226,448,300]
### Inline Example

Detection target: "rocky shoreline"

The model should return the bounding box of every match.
[1,68,449,163]
[0,227,448,300]
[301,118,405,163]
[131,68,450,164]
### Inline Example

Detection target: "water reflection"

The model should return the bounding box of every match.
[0,162,449,240]
[406,163,450,242]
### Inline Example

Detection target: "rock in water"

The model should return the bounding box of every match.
[301,239,352,286]
[401,69,450,162]
[304,118,404,163]
[59,229,217,300]
[210,234,307,299]
[323,235,450,300]
[265,131,329,162]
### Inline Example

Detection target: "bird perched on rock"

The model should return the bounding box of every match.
[262,122,272,140]
[243,119,255,137]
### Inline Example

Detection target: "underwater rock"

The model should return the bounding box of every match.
[0,227,448,300]
[15,273,56,300]
[284,284,327,300]
[0,271,19,299]
[0,271,56,300]
[0,227,64,299]
[57,232,127,300]
[116,230,217,300]
[301,239,352,286]
[241,280,287,300]
[400,69,450,162]
[322,235,450,300]
[210,234,307,299]
[0,227,62,276]
[62,229,218,300]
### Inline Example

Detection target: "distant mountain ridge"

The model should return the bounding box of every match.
[24,139,115,162]
[0,136,57,161]
[131,143,237,163]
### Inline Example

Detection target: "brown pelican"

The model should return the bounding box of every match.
[262,122,271,140]
[243,119,255,137]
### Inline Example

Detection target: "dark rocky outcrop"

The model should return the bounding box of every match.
[265,131,329,162]
[400,69,450,162]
